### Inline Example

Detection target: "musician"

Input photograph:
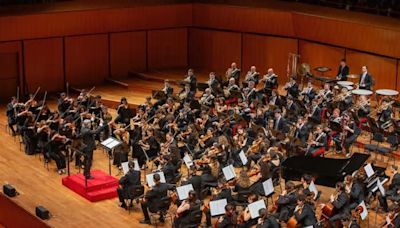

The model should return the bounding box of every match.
[358,66,373,90]
[326,182,350,227]
[139,128,160,164]
[300,81,316,105]
[207,72,221,95]
[353,95,370,121]
[261,68,278,96]
[173,190,201,228]
[284,96,298,123]
[256,208,280,228]
[244,66,260,85]
[116,97,134,126]
[78,119,109,179]
[162,79,174,97]
[336,59,349,81]
[336,87,353,112]
[227,62,241,85]
[293,194,318,227]
[344,175,364,210]
[378,165,400,212]
[48,130,68,175]
[377,98,394,129]
[237,194,260,228]
[161,155,179,184]
[200,88,215,107]
[140,173,174,224]
[382,205,400,228]
[216,204,237,228]
[6,96,18,136]
[225,77,240,99]
[268,90,282,107]
[341,215,361,228]
[275,181,298,222]
[306,125,327,157]
[294,117,309,145]
[182,166,203,200]
[185,68,197,92]
[308,99,322,125]
[333,112,361,156]
[273,109,287,133]
[319,83,333,106]
[117,160,141,209]
[284,77,299,99]
[57,92,73,115]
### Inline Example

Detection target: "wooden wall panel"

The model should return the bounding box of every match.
[0,4,192,42]
[193,4,295,37]
[24,38,64,93]
[299,41,345,78]
[189,28,241,74]
[148,28,188,69]
[397,61,400,92]
[293,13,400,59]
[110,32,146,79]
[65,35,109,86]
[345,50,397,90]
[242,34,298,85]
[0,41,22,99]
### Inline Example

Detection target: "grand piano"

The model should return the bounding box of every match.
[281,153,370,187]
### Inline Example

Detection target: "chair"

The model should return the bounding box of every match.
[234,189,251,207]
[124,185,145,214]
[149,196,172,227]
[185,206,203,228]
[364,132,385,158]
[377,134,399,166]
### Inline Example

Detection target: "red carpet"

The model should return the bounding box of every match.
[62,170,119,202]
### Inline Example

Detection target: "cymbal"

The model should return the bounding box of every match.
[347,74,359,79]
[314,66,331,73]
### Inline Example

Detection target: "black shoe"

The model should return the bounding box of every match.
[86,176,94,180]
[119,203,127,209]
[139,219,151,224]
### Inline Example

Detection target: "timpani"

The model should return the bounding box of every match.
[376,89,399,104]
[337,81,354,87]
[351,89,373,103]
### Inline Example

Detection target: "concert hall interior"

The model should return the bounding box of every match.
[1,0,400,227]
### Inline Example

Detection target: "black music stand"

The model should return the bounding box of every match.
[100,137,122,175]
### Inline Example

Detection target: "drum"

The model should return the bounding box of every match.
[376,89,399,96]
[351,89,373,96]
[345,86,354,91]
[337,81,354,87]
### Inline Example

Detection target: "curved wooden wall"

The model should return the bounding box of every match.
[0,3,399,98]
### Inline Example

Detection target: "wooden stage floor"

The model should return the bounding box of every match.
[0,69,394,228]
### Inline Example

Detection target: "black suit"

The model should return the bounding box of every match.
[256,216,280,228]
[337,65,349,81]
[141,182,173,221]
[329,191,349,226]
[294,124,309,145]
[348,181,364,209]
[117,169,141,204]
[294,204,317,227]
[359,73,373,90]
[273,117,287,133]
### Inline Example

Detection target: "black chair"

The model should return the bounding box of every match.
[377,134,399,166]
[364,132,384,158]
[149,196,172,227]
[233,189,251,208]
[124,185,145,214]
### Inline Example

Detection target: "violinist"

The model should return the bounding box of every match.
[382,205,400,228]
[173,190,201,228]
[161,155,179,184]
[117,160,141,209]
[57,92,73,114]
[112,125,129,169]
[182,166,203,200]
[305,125,327,157]
[237,194,260,228]
[233,170,252,198]
[256,208,279,228]
[116,97,134,126]
[48,130,69,175]
[378,165,400,212]
[275,181,298,222]
[138,128,160,167]
[293,194,318,227]
[216,204,237,228]
[6,96,19,135]
[324,182,349,227]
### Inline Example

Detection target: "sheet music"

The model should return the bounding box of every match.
[183,154,193,168]
[176,184,194,200]
[146,172,166,187]
[377,179,385,197]
[364,163,374,178]
[101,138,114,146]
[101,137,122,150]
[210,199,227,216]
[248,199,266,219]
[107,140,121,149]
[121,162,129,175]
[222,165,236,181]
[358,201,368,220]
[262,178,274,196]
[309,181,318,200]
[133,159,140,171]
[239,150,248,165]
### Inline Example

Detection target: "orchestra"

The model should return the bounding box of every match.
[6,57,400,228]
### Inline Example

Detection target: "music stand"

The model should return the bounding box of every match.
[101,137,122,175]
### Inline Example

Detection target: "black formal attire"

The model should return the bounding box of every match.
[230,68,241,84]
[216,213,237,228]
[263,75,278,95]
[285,83,299,99]
[308,105,322,125]
[294,204,317,227]
[276,191,298,222]
[141,182,172,221]
[6,102,17,135]
[116,106,134,126]
[348,181,365,210]
[294,124,309,145]
[273,117,287,133]
[306,132,327,157]
[256,215,280,228]
[358,72,373,90]
[337,65,349,81]
[117,169,141,205]
[329,192,349,227]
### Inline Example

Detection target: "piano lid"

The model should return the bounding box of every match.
[281,153,370,187]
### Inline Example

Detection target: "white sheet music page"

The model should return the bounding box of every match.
[222,165,236,181]
[248,199,266,219]
[239,150,248,165]
[183,154,193,168]
[262,178,274,196]
[210,199,227,216]
[309,181,318,200]
[146,172,166,187]
[364,163,374,178]
[176,184,194,200]
[358,201,368,220]
[121,162,129,175]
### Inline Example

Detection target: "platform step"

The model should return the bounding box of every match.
[86,187,119,202]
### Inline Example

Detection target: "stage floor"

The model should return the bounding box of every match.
[0,68,393,227]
